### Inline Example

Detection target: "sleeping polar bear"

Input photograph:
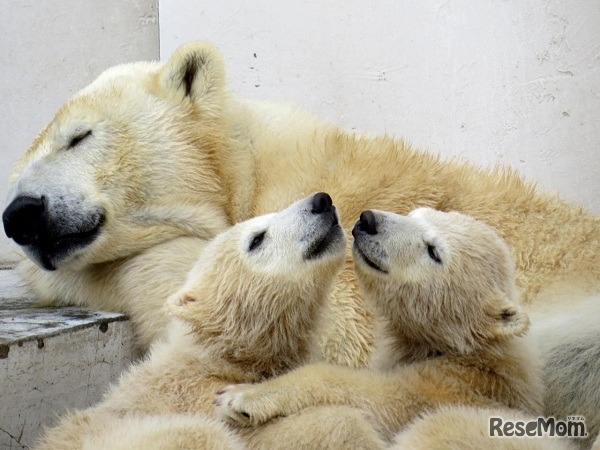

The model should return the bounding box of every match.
[4,42,599,370]
[38,194,384,450]
[215,208,546,445]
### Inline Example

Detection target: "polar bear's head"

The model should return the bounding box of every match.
[3,43,231,271]
[166,193,346,374]
[352,207,528,357]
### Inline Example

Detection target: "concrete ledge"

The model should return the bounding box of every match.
[0,269,133,449]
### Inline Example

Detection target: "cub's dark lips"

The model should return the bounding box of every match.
[304,222,342,260]
[354,243,388,273]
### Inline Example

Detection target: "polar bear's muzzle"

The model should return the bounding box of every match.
[303,193,344,260]
[2,195,106,270]
[352,210,389,274]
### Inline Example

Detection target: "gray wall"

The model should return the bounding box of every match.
[0,0,159,264]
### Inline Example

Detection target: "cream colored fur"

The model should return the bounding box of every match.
[42,412,245,450]
[37,196,384,450]
[7,42,599,370]
[216,209,544,445]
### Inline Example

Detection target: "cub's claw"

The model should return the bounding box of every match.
[215,384,267,427]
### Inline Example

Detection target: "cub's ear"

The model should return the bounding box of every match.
[166,291,205,322]
[485,290,530,340]
[159,42,225,107]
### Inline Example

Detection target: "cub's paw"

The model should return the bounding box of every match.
[215,384,276,427]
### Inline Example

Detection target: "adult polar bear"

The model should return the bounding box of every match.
[4,42,600,366]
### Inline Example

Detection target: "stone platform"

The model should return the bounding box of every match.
[0,269,133,449]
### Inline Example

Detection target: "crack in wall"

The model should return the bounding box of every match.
[0,426,29,449]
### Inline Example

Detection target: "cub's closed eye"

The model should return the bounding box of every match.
[69,130,92,148]
[249,231,266,251]
[427,243,442,264]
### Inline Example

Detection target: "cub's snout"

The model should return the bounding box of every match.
[353,210,378,236]
[352,210,388,273]
[310,192,334,215]
[304,192,343,260]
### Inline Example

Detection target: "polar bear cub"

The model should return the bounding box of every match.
[39,193,387,449]
[216,208,544,443]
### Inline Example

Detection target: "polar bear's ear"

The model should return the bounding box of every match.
[159,42,225,107]
[485,290,530,339]
[166,292,206,322]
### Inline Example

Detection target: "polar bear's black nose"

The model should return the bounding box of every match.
[3,196,47,246]
[311,192,333,214]
[356,210,377,235]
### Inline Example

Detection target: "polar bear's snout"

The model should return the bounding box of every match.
[3,196,46,245]
[3,194,106,271]
[352,209,439,277]
[303,192,343,260]
[352,210,389,274]
[310,192,334,215]
[353,210,378,236]
[237,193,346,278]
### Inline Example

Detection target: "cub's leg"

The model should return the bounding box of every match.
[38,411,244,450]
[82,414,244,450]
[216,363,432,441]
[320,261,375,368]
[245,406,385,450]
[37,409,111,450]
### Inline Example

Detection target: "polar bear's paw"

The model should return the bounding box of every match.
[215,384,279,427]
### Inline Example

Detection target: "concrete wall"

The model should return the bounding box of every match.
[0,0,159,264]
[160,0,600,213]
[1,320,133,449]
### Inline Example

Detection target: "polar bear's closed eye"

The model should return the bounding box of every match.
[67,130,92,149]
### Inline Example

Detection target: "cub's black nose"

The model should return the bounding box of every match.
[3,196,47,246]
[311,192,333,214]
[356,210,377,235]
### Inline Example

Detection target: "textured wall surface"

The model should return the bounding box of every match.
[161,0,600,212]
[0,0,159,263]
